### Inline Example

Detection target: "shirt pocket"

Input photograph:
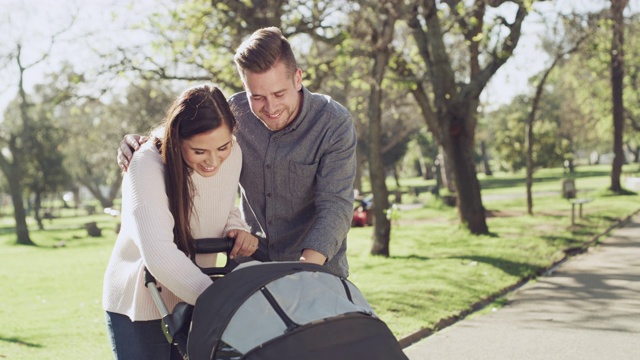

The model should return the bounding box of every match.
[288,161,317,198]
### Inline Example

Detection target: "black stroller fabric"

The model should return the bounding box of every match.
[187,261,407,360]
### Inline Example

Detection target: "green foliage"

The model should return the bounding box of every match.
[490,100,528,171]
[59,79,176,208]
[21,73,73,198]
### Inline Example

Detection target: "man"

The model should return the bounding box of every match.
[118,27,356,278]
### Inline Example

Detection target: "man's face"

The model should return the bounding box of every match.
[242,61,303,131]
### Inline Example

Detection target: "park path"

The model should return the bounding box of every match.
[403,212,640,360]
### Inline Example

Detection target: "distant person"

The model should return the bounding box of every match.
[118,27,357,278]
[104,84,258,359]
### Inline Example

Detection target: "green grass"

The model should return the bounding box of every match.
[0,164,639,358]
[0,213,119,359]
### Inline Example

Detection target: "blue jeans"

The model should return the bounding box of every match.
[105,311,183,360]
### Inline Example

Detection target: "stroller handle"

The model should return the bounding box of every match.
[195,237,235,253]
[194,237,270,276]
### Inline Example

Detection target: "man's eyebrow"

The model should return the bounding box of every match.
[251,88,287,97]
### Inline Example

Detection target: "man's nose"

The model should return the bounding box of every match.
[264,97,274,113]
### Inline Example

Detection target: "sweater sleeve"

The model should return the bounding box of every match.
[126,144,212,305]
[224,205,251,234]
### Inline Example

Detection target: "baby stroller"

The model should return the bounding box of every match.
[145,238,408,360]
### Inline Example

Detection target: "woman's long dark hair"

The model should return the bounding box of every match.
[155,84,237,256]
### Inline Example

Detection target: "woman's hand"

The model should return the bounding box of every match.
[227,230,259,259]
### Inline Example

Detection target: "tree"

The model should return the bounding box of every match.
[625,15,640,167]
[524,14,590,215]
[0,44,51,245]
[60,80,176,209]
[353,93,423,189]
[349,1,403,256]
[23,87,72,230]
[401,0,533,234]
[0,5,76,245]
[609,0,628,192]
[111,0,349,94]
[538,12,612,166]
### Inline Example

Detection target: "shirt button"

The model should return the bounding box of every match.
[266,193,272,198]
[266,164,271,169]
[268,220,273,226]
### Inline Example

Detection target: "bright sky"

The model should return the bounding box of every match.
[0,0,158,118]
[1,0,638,119]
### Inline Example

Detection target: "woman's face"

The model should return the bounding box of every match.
[181,125,233,177]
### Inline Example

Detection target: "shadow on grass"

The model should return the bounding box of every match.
[385,253,543,279]
[451,255,541,278]
[479,168,613,191]
[0,224,16,235]
[540,234,585,246]
[389,254,431,261]
[607,189,638,196]
[0,334,42,348]
[3,232,111,250]
[480,175,561,190]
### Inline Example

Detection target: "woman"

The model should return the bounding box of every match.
[103,84,258,359]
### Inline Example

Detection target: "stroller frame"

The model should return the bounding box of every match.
[144,237,248,356]
[145,238,407,360]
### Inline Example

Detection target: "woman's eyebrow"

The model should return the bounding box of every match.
[217,140,232,150]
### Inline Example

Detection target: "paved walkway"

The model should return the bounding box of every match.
[403,212,640,360]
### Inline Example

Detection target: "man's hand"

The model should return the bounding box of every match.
[299,249,327,266]
[117,134,148,171]
[227,230,259,259]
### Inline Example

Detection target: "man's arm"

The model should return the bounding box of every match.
[117,134,148,171]
[301,112,357,264]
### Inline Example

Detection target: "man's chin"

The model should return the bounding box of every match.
[259,118,284,131]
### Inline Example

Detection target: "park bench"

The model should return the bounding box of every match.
[626,176,640,191]
[570,198,593,225]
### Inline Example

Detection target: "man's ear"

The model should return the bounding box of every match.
[294,68,303,91]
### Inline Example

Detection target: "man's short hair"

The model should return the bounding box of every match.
[234,27,298,79]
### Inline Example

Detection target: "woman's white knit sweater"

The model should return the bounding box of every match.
[103,139,249,321]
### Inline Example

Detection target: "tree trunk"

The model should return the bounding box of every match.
[526,60,557,216]
[480,141,492,176]
[79,178,117,209]
[438,147,455,193]
[6,165,34,245]
[610,0,628,192]
[393,165,401,188]
[354,150,364,194]
[434,156,443,189]
[369,3,398,257]
[34,190,44,231]
[369,93,391,256]
[0,136,33,246]
[442,106,488,234]
[526,116,534,216]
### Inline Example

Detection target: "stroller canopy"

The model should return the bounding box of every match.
[187,261,407,360]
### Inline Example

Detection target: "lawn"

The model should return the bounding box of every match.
[0,164,638,359]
